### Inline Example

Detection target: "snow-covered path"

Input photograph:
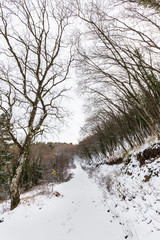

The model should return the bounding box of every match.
[0,164,124,240]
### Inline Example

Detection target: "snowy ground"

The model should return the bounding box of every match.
[0,163,124,240]
[1,157,160,240]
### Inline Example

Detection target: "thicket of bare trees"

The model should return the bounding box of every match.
[0,0,73,209]
[76,0,160,158]
[0,141,76,201]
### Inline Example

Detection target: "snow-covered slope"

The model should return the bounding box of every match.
[85,142,160,240]
[0,163,124,240]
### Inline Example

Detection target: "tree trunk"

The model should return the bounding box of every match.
[10,152,27,210]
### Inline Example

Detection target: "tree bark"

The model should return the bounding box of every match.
[10,152,27,210]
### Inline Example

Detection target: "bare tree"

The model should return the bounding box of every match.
[75,0,160,157]
[0,0,73,209]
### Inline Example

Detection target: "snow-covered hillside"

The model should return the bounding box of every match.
[83,141,160,240]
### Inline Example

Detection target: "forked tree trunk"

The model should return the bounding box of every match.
[10,152,27,210]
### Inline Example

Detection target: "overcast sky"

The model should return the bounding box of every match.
[53,93,85,144]
[56,97,85,144]
[46,76,85,144]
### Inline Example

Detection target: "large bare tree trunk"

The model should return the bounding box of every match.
[10,152,27,210]
[0,0,73,210]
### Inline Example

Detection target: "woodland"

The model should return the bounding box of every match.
[1,0,160,210]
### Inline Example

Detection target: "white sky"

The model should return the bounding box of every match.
[46,76,86,144]
[53,92,85,144]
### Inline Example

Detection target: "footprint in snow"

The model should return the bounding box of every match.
[73,208,78,212]
[67,228,73,234]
